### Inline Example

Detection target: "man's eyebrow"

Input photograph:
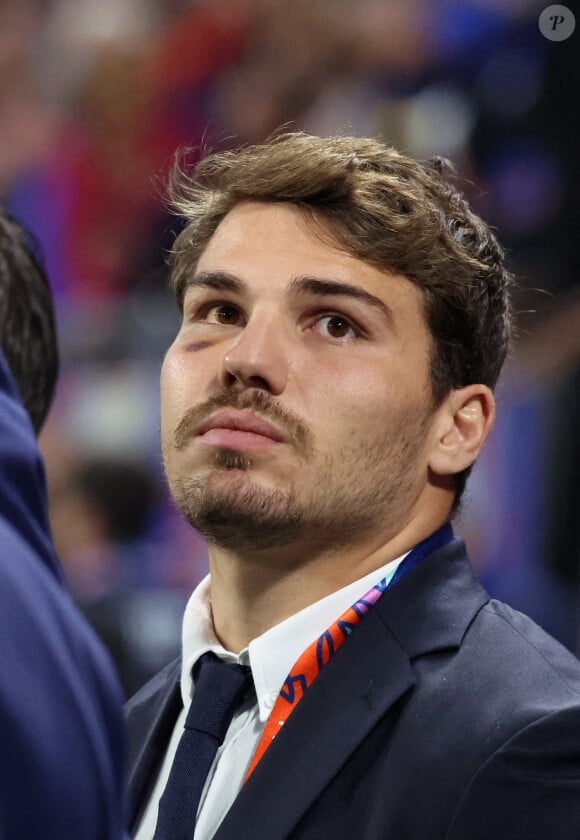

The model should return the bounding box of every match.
[183,270,243,294]
[184,271,397,330]
[289,276,397,330]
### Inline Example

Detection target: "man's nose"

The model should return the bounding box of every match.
[218,311,290,394]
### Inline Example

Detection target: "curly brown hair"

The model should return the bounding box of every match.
[167,132,514,507]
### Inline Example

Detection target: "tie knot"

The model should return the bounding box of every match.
[186,652,252,744]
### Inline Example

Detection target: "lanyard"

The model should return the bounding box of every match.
[244,522,454,781]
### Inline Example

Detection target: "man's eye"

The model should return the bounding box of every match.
[317,314,358,340]
[195,302,241,325]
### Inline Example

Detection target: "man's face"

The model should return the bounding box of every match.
[161,201,439,554]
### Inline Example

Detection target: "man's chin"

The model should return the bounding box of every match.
[172,474,303,551]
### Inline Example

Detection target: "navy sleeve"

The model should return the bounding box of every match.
[0,350,128,839]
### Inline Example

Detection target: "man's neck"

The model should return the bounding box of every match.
[208,504,451,653]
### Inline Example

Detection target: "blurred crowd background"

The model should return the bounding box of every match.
[2,0,579,695]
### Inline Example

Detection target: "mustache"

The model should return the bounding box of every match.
[173,389,313,456]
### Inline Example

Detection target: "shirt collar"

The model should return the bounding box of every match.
[181,551,408,720]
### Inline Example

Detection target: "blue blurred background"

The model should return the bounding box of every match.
[2,0,578,694]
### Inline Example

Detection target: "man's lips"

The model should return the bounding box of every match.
[195,409,286,450]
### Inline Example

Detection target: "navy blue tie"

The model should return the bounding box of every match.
[153,651,252,840]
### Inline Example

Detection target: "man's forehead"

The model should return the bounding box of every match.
[195,201,415,301]
[198,200,320,258]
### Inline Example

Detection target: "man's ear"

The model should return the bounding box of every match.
[428,384,495,477]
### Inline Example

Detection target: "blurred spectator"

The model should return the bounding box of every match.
[0,205,127,839]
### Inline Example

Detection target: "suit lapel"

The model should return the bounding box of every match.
[215,538,489,840]
[215,604,414,840]
[125,658,182,833]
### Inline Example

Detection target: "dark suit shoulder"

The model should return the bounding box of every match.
[445,704,580,840]
[371,557,580,839]
[467,598,580,700]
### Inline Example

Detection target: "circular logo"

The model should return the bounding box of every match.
[539,5,576,41]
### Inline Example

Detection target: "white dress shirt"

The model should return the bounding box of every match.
[134,551,407,840]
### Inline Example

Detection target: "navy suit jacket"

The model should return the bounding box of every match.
[126,537,580,839]
[0,351,128,839]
